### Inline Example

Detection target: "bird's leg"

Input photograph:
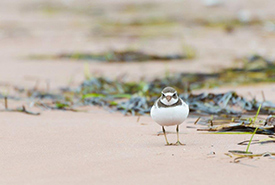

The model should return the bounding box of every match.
[175,125,185,145]
[162,126,172,145]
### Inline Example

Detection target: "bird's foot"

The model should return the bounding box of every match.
[173,141,185,146]
[165,142,173,146]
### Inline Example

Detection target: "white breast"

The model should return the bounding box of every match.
[150,100,189,126]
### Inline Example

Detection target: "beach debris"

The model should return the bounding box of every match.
[29,50,190,62]
[225,109,275,162]
[197,124,275,135]
[0,104,40,115]
[196,106,275,135]
[194,117,201,125]
[14,105,40,115]
[225,151,275,163]
[218,107,275,162]
[77,74,275,116]
[238,137,275,145]
[34,100,81,112]
[78,76,271,115]
[265,115,275,126]
[6,73,275,117]
[4,96,8,109]
[4,53,275,117]
[0,95,40,115]
[195,16,262,33]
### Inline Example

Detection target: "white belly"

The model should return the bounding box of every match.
[150,104,189,126]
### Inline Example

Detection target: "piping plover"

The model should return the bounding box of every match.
[150,87,189,145]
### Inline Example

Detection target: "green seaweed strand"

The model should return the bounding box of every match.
[246,104,262,153]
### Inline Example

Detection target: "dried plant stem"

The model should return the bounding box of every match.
[261,91,266,102]
[4,96,8,109]
[194,117,201,125]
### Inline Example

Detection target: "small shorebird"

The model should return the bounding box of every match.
[150,87,189,145]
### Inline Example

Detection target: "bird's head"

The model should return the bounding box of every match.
[160,87,179,106]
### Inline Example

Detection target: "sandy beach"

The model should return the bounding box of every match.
[1,0,275,184]
[1,110,275,185]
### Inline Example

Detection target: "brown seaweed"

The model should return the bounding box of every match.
[5,53,275,117]
[30,50,190,62]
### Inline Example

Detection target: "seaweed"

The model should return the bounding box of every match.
[76,75,275,116]
[203,105,275,162]
[197,122,275,135]
[0,97,40,115]
[194,16,263,33]
[238,137,275,145]
[197,107,274,137]
[1,105,41,115]
[102,16,177,27]
[29,50,191,62]
[165,54,275,89]
[6,53,275,117]
[225,151,275,163]
[196,113,275,136]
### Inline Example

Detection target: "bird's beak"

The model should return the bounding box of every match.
[166,96,172,102]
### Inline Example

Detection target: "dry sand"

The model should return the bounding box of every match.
[1,0,275,184]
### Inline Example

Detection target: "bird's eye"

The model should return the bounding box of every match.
[162,93,165,97]
[173,93,176,97]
